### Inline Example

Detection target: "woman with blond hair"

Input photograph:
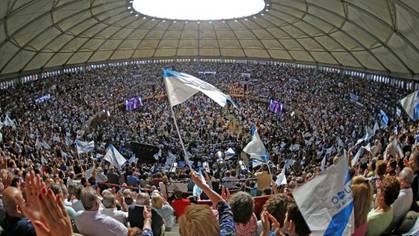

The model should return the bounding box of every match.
[151,192,176,231]
[352,176,372,236]
[179,170,235,236]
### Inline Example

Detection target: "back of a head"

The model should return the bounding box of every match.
[399,167,414,186]
[102,191,116,208]
[381,175,400,207]
[351,176,372,227]
[50,184,62,196]
[286,200,311,236]
[228,191,254,224]
[2,187,23,217]
[179,204,219,236]
[264,193,290,226]
[375,160,386,177]
[410,151,419,169]
[81,187,98,210]
[136,192,150,206]
[151,194,164,209]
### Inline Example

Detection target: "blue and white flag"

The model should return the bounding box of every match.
[379,110,389,128]
[75,140,95,155]
[153,149,162,160]
[275,168,287,186]
[103,144,127,170]
[192,169,205,197]
[243,127,269,162]
[3,114,16,130]
[128,154,139,165]
[293,156,354,236]
[372,121,380,135]
[163,69,236,108]
[224,148,236,160]
[400,90,419,121]
[349,93,359,102]
[320,156,327,171]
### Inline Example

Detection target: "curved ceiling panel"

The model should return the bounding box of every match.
[0,0,418,79]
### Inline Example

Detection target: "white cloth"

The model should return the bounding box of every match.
[75,210,128,236]
[392,188,413,225]
[100,208,128,225]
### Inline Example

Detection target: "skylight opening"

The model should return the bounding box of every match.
[132,0,266,21]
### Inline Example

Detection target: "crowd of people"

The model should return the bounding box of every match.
[0,61,418,236]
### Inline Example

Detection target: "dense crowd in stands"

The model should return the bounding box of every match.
[0,62,418,236]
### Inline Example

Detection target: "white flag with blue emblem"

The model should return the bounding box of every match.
[163,69,236,108]
[75,140,95,155]
[293,155,354,236]
[400,90,419,121]
[243,127,269,162]
[103,144,127,170]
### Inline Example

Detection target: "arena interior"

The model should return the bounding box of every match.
[0,0,419,236]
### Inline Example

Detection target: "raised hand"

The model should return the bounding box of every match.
[221,186,231,201]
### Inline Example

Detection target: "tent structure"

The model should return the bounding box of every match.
[0,0,418,80]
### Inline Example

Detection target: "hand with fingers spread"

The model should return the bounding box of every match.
[18,171,73,236]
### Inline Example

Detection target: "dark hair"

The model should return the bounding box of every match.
[228,191,254,224]
[264,193,290,226]
[287,201,311,236]
[381,176,400,207]
[50,184,62,195]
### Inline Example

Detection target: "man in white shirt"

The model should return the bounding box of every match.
[76,187,128,236]
[391,167,414,230]
[100,190,128,225]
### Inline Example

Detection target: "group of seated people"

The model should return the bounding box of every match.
[0,62,418,236]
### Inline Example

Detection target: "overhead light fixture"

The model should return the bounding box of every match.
[132,0,265,21]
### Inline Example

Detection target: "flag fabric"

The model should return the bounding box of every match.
[164,151,177,170]
[224,148,236,160]
[362,143,371,153]
[153,149,162,160]
[293,156,354,236]
[351,147,365,167]
[336,137,344,147]
[372,121,380,135]
[243,127,269,162]
[275,168,287,186]
[379,110,389,128]
[363,126,374,141]
[400,90,419,121]
[320,156,327,171]
[192,169,205,197]
[163,69,236,108]
[128,154,139,165]
[268,99,283,115]
[103,145,127,170]
[349,93,359,102]
[75,140,95,155]
[3,114,16,130]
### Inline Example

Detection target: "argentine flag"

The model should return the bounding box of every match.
[103,144,127,170]
[75,140,95,154]
[293,156,354,236]
[163,69,236,108]
[379,110,389,128]
[192,169,205,197]
[243,126,269,162]
[400,90,419,121]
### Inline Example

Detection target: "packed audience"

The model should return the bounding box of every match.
[0,62,418,236]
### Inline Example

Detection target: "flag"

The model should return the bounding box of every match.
[163,69,236,108]
[275,168,287,186]
[153,149,162,160]
[103,145,127,170]
[3,114,16,130]
[349,93,359,102]
[75,140,95,155]
[320,156,327,171]
[192,169,205,197]
[128,154,139,165]
[336,137,344,147]
[400,90,419,121]
[243,127,269,162]
[293,156,354,236]
[224,148,236,160]
[362,143,371,153]
[164,151,177,170]
[372,121,380,135]
[379,110,389,128]
[351,147,365,167]
[363,126,374,141]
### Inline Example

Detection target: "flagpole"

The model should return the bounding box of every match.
[163,72,190,167]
